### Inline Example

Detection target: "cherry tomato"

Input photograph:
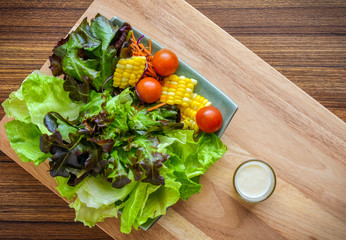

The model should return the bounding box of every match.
[152,49,179,76]
[196,106,223,133]
[136,77,162,103]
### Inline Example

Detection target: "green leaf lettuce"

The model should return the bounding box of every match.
[4,120,50,165]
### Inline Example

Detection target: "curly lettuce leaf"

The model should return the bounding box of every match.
[146,104,181,122]
[173,170,201,201]
[4,120,50,166]
[165,154,202,201]
[2,72,81,131]
[40,132,82,178]
[76,175,136,209]
[51,14,119,92]
[48,36,70,76]
[120,182,160,234]
[80,89,134,138]
[63,75,90,103]
[113,22,132,56]
[134,177,181,228]
[107,150,133,189]
[157,130,226,201]
[128,108,161,135]
[19,73,81,133]
[66,175,137,227]
[2,86,30,123]
[103,88,134,136]
[79,90,105,117]
[158,129,197,161]
[119,147,181,233]
[70,197,117,227]
[79,109,114,136]
[128,104,183,136]
[53,18,101,85]
[90,14,118,90]
[55,175,88,201]
[185,132,227,178]
[43,112,78,141]
[40,131,107,182]
[159,130,227,179]
[127,136,169,186]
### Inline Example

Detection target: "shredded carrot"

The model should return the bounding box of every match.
[131,31,136,42]
[130,34,157,79]
[147,102,167,112]
[132,44,141,52]
[134,103,138,110]
[134,102,145,112]
[146,67,157,76]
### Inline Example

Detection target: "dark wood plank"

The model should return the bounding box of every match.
[0,222,110,239]
[187,0,346,121]
[0,0,345,239]
[0,154,112,239]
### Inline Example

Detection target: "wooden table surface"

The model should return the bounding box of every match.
[0,0,345,239]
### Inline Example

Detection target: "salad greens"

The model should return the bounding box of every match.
[2,14,227,234]
[50,14,118,92]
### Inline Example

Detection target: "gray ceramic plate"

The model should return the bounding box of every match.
[111,16,238,230]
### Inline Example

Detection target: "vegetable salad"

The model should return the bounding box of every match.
[2,14,227,234]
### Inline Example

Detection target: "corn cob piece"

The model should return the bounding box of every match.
[113,56,146,89]
[179,93,212,132]
[160,75,197,107]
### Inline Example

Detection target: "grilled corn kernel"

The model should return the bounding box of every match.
[113,56,146,89]
[160,75,197,106]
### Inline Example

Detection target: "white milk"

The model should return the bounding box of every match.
[233,160,276,202]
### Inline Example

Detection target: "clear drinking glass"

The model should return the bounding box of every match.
[233,159,276,203]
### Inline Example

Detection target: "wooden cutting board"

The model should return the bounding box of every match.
[0,0,345,239]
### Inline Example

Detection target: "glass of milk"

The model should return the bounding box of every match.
[233,160,276,203]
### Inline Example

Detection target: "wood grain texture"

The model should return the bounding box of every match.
[0,0,345,239]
